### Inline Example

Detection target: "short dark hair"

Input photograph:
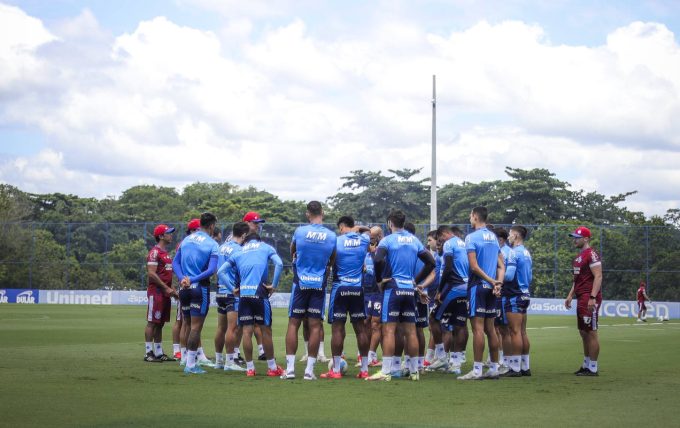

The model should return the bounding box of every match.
[510,225,528,240]
[243,232,261,243]
[404,222,416,234]
[200,212,217,228]
[387,210,406,228]
[155,236,161,243]
[427,230,438,239]
[212,227,222,239]
[493,227,508,240]
[436,225,452,239]
[337,215,355,228]
[472,206,488,222]
[307,201,323,216]
[232,222,250,238]
[450,226,463,237]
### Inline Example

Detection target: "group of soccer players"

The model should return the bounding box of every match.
[144,201,605,380]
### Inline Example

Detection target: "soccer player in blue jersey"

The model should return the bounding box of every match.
[499,225,533,377]
[367,210,435,382]
[458,207,505,380]
[363,226,384,368]
[282,201,337,380]
[428,226,470,375]
[493,227,511,369]
[220,232,284,377]
[321,216,371,379]
[214,222,250,372]
[172,212,220,375]
[423,230,440,368]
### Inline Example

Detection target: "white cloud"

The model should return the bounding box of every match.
[1,4,680,217]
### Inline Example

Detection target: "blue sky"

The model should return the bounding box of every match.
[1,0,680,216]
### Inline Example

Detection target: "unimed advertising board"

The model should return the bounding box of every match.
[1,289,679,319]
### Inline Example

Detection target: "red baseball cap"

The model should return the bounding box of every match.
[153,224,175,237]
[187,218,200,231]
[569,226,591,239]
[243,211,265,223]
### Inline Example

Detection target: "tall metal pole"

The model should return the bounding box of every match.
[430,75,437,229]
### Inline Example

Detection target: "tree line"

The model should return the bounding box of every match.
[1,167,679,300]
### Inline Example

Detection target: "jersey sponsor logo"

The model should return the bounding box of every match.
[188,234,207,244]
[292,308,306,314]
[243,242,262,251]
[351,312,364,318]
[395,290,414,296]
[339,276,361,283]
[300,275,322,282]
[333,312,347,318]
[307,308,321,314]
[16,290,36,304]
[389,311,400,316]
[305,231,327,241]
[397,236,414,244]
[482,232,496,242]
[0,290,7,304]
[240,285,258,291]
[240,315,254,321]
[344,238,362,247]
[402,311,416,317]
[340,289,361,297]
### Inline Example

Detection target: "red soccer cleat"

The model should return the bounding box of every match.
[267,365,285,377]
[246,369,256,377]
[356,370,369,379]
[423,360,432,367]
[174,351,182,360]
[320,371,342,379]
[367,359,382,367]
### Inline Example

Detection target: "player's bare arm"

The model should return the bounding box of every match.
[588,263,603,312]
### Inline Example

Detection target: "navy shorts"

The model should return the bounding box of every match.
[502,294,530,315]
[434,290,468,328]
[328,285,365,323]
[189,284,211,318]
[364,292,382,318]
[494,296,505,326]
[238,296,272,326]
[468,283,496,319]
[288,282,326,319]
[216,293,238,315]
[179,288,192,318]
[381,288,416,324]
[416,301,429,328]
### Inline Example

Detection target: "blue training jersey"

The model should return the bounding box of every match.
[333,231,370,287]
[427,251,442,299]
[503,244,533,296]
[216,240,242,294]
[228,240,283,298]
[292,224,337,289]
[362,252,379,294]
[377,230,427,289]
[500,244,511,267]
[465,227,500,287]
[440,236,469,294]
[179,231,219,284]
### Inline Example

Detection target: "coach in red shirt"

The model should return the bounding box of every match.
[144,224,177,362]
[564,226,602,376]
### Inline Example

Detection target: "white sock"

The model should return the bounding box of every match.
[418,356,424,369]
[521,354,530,371]
[246,360,255,371]
[361,355,368,372]
[303,341,309,355]
[435,343,445,360]
[286,354,296,374]
[145,342,152,354]
[305,357,316,375]
[153,343,163,357]
[318,341,326,357]
[267,359,277,371]
[382,357,393,375]
[197,347,207,360]
[226,353,235,364]
[234,347,240,355]
[425,348,435,362]
[583,356,590,369]
[173,343,180,354]
[333,356,342,373]
[589,360,598,373]
[510,356,521,372]
[404,356,411,370]
[368,351,376,361]
[499,350,504,364]
[409,356,419,374]
[393,358,402,371]
[187,350,197,368]
[258,344,264,355]
[181,348,187,362]
[490,362,499,372]
[215,353,224,364]
[452,352,462,365]
[473,362,483,376]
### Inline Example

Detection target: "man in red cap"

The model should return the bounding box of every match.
[564,226,602,376]
[144,224,177,362]
[243,211,268,360]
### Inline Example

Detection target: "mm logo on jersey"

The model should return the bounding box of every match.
[344,239,361,247]
[16,290,36,304]
[397,236,414,244]
[482,232,496,242]
[243,242,261,251]
[189,234,207,243]
[306,231,327,240]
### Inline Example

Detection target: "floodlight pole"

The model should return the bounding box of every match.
[430,75,437,230]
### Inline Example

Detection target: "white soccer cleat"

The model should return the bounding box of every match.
[280,371,295,380]
[317,355,329,363]
[299,354,308,362]
[446,363,462,375]
[366,371,391,382]
[483,369,500,380]
[303,372,317,381]
[427,358,449,371]
[223,363,246,372]
[197,358,215,368]
[497,365,511,375]
[457,370,483,381]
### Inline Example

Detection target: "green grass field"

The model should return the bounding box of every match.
[1,305,679,427]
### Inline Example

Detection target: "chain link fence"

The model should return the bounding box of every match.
[1,222,679,300]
